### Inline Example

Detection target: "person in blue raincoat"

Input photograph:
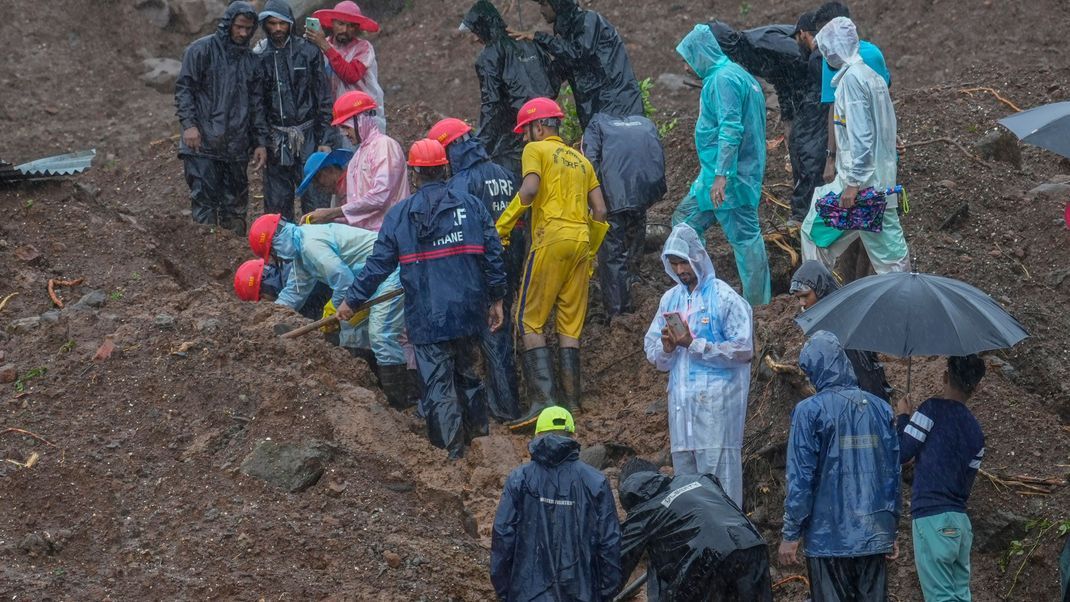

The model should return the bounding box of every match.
[491,407,622,601]
[779,330,900,602]
[643,224,754,507]
[672,24,771,306]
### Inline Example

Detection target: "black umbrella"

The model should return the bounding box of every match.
[998,101,1070,160]
[794,272,1028,394]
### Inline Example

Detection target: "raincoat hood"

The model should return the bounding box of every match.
[217,1,259,45]
[546,0,580,31]
[815,16,861,70]
[619,471,671,511]
[661,223,716,287]
[259,0,295,24]
[708,20,743,55]
[445,135,490,172]
[800,330,858,391]
[462,0,506,42]
[529,434,581,467]
[355,110,380,144]
[676,24,729,80]
[272,221,303,261]
[791,260,840,299]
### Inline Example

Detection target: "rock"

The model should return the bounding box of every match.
[0,364,15,384]
[171,0,226,35]
[937,179,956,190]
[974,129,1021,168]
[141,58,182,94]
[655,72,690,93]
[39,310,61,325]
[74,182,100,201]
[383,551,402,568]
[645,223,672,253]
[987,356,1017,379]
[1025,182,1070,203]
[9,316,41,333]
[135,0,171,28]
[973,510,1031,554]
[14,245,41,262]
[1046,268,1070,288]
[154,314,176,330]
[239,439,334,492]
[579,444,608,469]
[18,533,57,557]
[74,289,108,309]
[195,318,221,332]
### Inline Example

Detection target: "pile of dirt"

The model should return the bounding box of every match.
[2,0,1069,600]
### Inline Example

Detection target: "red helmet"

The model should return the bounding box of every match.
[514,97,565,134]
[427,118,472,148]
[407,139,449,167]
[248,213,282,260]
[331,91,377,126]
[234,258,265,302]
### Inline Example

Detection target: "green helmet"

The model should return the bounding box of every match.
[535,406,575,435]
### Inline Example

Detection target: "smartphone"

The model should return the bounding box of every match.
[664,312,690,340]
[305,17,321,32]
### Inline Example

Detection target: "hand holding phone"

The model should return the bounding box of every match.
[305,17,321,32]
[663,312,690,346]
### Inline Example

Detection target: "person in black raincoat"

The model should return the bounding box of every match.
[255,0,336,222]
[460,0,561,176]
[582,113,666,319]
[491,407,622,601]
[788,12,830,224]
[618,458,772,602]
[789,260,891,401]
[175,1,268,235]
[509,0,643,129]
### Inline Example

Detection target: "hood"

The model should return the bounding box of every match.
[446,135,489,171]
[791,260,840,299]
[547,0,581,34]
[461,0,506,42]
[676,24,729,80]
[619,471,671,512]
[799,330,858,391]
[815,16,861,70]
[529,434,581,467]
[259,0,295,24]
[708,20,744,61]
[272,221,303,261]
[217,1,258,44]
[660,223,715,287]
[355,110,380,144]
[411,181,463,241]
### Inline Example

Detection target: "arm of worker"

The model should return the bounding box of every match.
[476,202,507,331]
[248,59,269,168]
[896,399,932,465]
[581,118,604,174]
[310,51,335,150]
[341,142,408,226]
[324,44,369,85]
[495,174,537,238]
[686,284,754,367]
[475,54,504,138]
[530,17,598,69]
[781,404,820,560]
[712,77,744,184]
[619,513,652,589]
[643,298,677,372]
[175,44,204,151]
[841,76,877,189]
[489,472,522,601]
[302,240,357,307]
[595,479,624,601]
[340,219,399,316]
[275,261,315,311]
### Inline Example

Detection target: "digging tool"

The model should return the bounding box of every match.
[613,572,646,601]
[279,288,404,339]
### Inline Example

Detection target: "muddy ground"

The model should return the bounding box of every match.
[1,0,1069,600]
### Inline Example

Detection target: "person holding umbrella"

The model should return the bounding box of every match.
[897,355,986,601]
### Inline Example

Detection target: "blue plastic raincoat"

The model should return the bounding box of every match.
[673,25,770,306]
[272,222,404,365]
[643,224,754,505]
[491,434,623,601]
[783,331,900,557]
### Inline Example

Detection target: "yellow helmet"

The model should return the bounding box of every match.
[534,406,575,435]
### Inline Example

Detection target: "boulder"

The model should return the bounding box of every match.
[972,510,1031,554]
[135,0,171,28]
[1026,182,1070,203]
[239,439,334,492]
[8,317,41,333]
[171,0,226,35]
[141,58,182,94]
[72,289,107,310]
[974,129,1021,168]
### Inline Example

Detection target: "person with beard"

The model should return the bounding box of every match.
[459,0,560,176]
[254,0,335,223]
[175,1,268,235]
[307,1,387,133]
[508,0,642,129]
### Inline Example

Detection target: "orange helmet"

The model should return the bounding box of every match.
[407,139,449,167]
[248,213,282,260]
[234,259,266,302]
[427,118,472,148]
[514,97,564,134]
[331,91,378,126]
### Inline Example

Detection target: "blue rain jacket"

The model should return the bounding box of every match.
[783,331,900,557]
[272,222,379,309]
[676,25,766,213]
[491,434,622,601]
[343,180,506,345]
[445,136,519,222]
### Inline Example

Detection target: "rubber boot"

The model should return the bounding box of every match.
[559,347,582,411]
[507,347,557,431]
[378,364,415,410]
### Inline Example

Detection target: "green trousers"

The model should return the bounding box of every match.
[912,512,973,601]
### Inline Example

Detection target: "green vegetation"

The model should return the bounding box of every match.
[14,367,47,393]
[558,78,678,145]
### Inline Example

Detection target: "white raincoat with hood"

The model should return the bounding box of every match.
[643,224,754,505]
[801,17,909,273]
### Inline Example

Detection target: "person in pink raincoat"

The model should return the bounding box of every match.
[301,91,408,231]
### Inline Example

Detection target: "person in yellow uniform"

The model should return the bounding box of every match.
[496,97,608,428]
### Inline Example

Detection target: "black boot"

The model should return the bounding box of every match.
[378,364,415,410]
[507,347,558,431]
[559,347,582,411]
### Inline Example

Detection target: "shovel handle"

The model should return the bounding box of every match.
[279,288,404,339]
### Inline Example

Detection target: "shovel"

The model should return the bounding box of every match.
[279,288,404,339]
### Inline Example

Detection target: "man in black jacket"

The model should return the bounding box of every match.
[509,0,643,129]
[460,0,560,177]
[255,0,336,222]
[175,1,268,235]
[618,458,772,602]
